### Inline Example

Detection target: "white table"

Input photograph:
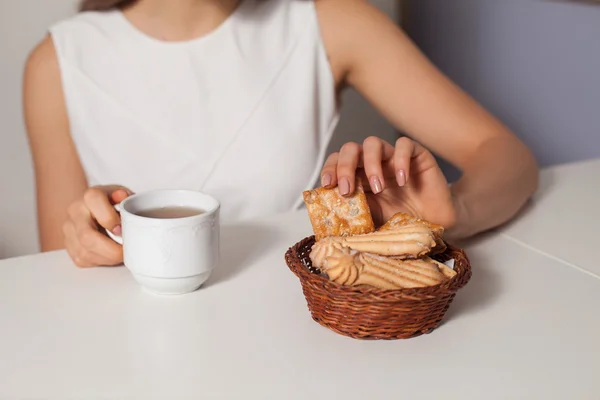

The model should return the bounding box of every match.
[1,160,600,399]
[499,158,600,278]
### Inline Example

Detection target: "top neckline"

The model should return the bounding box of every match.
[113,1,247,47]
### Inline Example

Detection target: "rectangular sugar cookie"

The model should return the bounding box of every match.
[303,181,375,241]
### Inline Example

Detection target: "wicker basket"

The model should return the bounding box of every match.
[285,236,472,340]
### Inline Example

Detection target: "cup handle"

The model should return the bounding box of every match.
[105,204,124,245]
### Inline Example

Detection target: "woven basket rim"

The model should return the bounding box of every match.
[285,235,471,301]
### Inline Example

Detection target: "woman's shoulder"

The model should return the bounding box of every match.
[25,12,109,79]
[313,0,389,79]
[314,0,411,83]
[23,34,71,163]
[314,0,398,45]
[25,35,59,87]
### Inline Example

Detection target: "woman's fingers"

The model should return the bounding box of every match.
[321,152,339,188]
[393,137,417,187]
[63,211,122,268]
[362,136,395,194]
[110,187,132,205]
[83,187,122,234]
[72,202,123,265]
[362,136,383,193]
[63,185,132,268]
[322,137,430,195]
[336,142,362,195]
[322,138,396,195]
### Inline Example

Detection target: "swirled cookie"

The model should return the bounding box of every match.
[303,181,375,241]
[321,246,362,286]
[310,237,346,270]
[310,237,361,284]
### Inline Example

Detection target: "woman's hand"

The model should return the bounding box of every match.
[63,185,132,268]
[321,137,456,229]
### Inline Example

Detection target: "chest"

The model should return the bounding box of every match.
[65,49,339,220]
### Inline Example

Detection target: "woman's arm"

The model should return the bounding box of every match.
[317,0,539,238]
[23,36,89,251]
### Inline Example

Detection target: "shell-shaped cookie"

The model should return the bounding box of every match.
[378,213,447,254]
[355,253,448,289]
[341,229,437,258]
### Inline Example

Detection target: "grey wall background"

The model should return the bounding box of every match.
[0,0,399,259]
[406,0,600,171]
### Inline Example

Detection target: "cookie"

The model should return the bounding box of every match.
[378,212,447,254]
[303,181,375,241]
[341,227,437,258]
[355,253,449,289]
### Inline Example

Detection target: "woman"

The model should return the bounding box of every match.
[23,0,538,267]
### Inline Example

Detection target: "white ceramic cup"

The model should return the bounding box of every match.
[106,190,220,295]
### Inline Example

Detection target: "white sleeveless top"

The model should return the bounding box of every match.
[49,0,339,222]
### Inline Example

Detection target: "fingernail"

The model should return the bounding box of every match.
[369,176,383,194]
[112,225,122,236]
[321,173,332,187]
[339,178,350,196]
[396,170,406,187]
